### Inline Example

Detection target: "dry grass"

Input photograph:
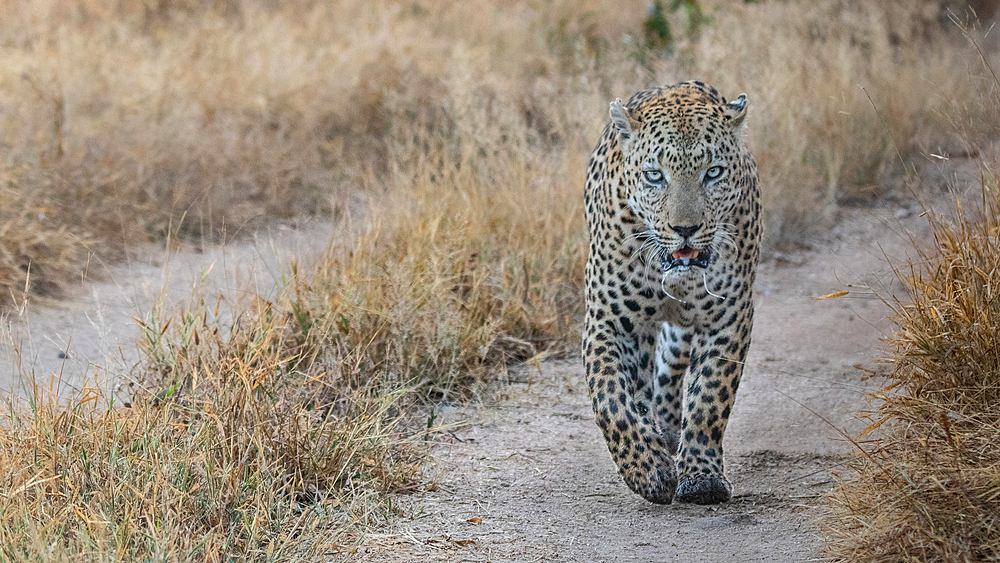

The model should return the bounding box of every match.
[281,114,592,395]
[0,0,991,301]
[824,174,1000,561]
[0,94,592,559]
[0,0,641,305]
[824,20,1000,562]
[0,291,425,561]
[823,39,1000,557]
[0,134,588,558]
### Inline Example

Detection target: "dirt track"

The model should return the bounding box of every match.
[355,202,934,563]
[0,193,945,562]
[0,221,333,399]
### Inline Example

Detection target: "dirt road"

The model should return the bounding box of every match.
[0,221,333,399]
[355,202,933,563]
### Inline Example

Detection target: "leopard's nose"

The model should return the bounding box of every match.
[669,224,701,238]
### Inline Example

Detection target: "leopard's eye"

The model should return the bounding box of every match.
[643,169,664,184]
[704,165,724,181]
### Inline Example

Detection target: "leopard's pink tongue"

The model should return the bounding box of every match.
[672,246,699,261]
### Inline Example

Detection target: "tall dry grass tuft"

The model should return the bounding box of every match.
[286,144,589,395]
[824,175,1000,561]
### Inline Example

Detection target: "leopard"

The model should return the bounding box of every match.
[582,81,761,505]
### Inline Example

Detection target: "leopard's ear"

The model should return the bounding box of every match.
[610,98,640,146]
[724,94,748,128]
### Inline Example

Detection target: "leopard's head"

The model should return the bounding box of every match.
[611,82,751,280]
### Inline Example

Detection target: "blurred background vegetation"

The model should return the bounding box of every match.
[0,0,993,302]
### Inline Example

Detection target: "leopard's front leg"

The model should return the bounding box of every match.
[674,305,754,504]
[583,314,676,504]
[652,322,692,452]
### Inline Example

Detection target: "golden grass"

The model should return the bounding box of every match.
[0,294,424,561]
[0,135,587,558]
[0,0,638,305]
[0,0,990,301]
[824,177,1000,561]
[286,145,588,395]
[824,21,1000,561]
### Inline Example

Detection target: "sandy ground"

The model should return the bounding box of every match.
[0,176,972,562]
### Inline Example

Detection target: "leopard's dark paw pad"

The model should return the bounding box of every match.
[675,474,731,504]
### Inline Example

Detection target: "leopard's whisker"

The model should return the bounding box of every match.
[627,238,659,268]
[714,222,738,251]
[622,231,646,246]
[660,278,687,304]
[625,229,662,268]
[642,245,659,283]
[702,270,726,300]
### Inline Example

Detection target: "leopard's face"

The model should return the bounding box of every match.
[610,86,749,283]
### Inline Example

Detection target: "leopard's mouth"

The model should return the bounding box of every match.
[665,245,711,270]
